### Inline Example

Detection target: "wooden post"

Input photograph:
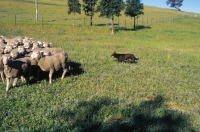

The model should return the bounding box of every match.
[42,15,43,28]
[15,14,16,26]
[35,0,38,22]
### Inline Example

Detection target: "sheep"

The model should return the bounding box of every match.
[30,50,68,84]
[42,41,51,48]
[4,45,13,54]
[13,36,23,45]
[6,38,20,49]
[23,39,34,53]
[0,37,6,45]
[2,54,31,91]
[10,48,39,80]
[32,42,40,50]
[43,47,67,56]
[17,46,32,57]
[0,54,5,82]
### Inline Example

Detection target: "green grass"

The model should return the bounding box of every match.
[0,0,200,131]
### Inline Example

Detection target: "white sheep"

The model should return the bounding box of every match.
[30,50,68,84]
[0,55,5,82]
[2,54,31,91]
[4,45,13,54]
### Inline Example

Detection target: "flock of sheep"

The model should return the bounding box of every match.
[0,35,70,91]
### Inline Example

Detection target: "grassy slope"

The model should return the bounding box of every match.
[0,0,199,131]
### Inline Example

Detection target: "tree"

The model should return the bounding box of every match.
[124,0,144,30]
[97,0,124,34]
[67,0,81,27]
[82,0,98,26]
[166,0,183,11]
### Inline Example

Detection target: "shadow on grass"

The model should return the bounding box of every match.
[49,95,196,132]
[115,25,151,32]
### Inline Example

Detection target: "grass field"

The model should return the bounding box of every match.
[0,0,200,131]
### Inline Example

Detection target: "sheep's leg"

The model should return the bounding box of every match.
[13,78,18,87]
[21,76,26,82]
[61,69,67,79]
[49,69,54,84]
[1,72,4,82]
[6,78,10,92]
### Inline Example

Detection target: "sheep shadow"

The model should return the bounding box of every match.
[66,61,84,76]
[29,61,84,84]
[46,95,196,132]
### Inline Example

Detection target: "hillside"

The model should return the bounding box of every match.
[0,0,197,26]
[0,0,200,132]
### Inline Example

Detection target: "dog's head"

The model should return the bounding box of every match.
[111,51,116,58]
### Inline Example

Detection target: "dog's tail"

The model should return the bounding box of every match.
[135,57,139,60]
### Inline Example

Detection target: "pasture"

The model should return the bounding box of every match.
[0,0,200,131]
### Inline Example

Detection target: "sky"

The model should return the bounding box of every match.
[141,0,200,14]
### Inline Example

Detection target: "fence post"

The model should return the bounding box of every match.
[15,14,16,26]
[42,15,43,28]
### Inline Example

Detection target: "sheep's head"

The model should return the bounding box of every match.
[3,54,11,65]
[32,42,39,50]
[31,50,42,60]
[37,41,43,48]
[10,49,19,60]
[43,50,51,56]
[43,41,51,48]
[4,45,13,54]
[0,38,5,44]
[23,40,33,49]
[18,46,26,55]
[14,36,23,45]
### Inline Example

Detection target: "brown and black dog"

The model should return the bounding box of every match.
[111,51,139,63]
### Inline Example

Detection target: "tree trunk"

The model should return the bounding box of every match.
[133,16,136,30]
[90,16,92,26]
[73,14,75,28]
[111,16,114,34]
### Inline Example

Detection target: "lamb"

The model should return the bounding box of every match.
[30,50,68,84]
[2,54,31,91]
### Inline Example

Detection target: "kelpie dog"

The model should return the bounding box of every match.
[111,51,139,63]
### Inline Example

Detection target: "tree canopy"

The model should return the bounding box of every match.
[97,0,124,34]
[82,0,98,26]
[67,0,81,15]
[166,0,184,11]
[124,0,144,29]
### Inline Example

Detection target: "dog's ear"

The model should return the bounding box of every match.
[114,51,116,53]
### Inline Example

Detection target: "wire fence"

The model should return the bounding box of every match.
[1,13,197,28]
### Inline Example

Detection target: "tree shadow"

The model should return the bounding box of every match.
[48,95,196,132]
[115,25,151,32]
[94,23,119,27]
